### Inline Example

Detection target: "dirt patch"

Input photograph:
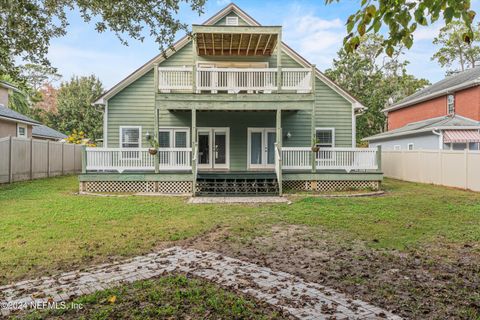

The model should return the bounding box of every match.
[184,224,480,320]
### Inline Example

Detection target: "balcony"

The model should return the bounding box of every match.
[157,67,313,93]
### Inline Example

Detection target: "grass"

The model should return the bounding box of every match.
[12,274,285,319]
[1,175,479,284]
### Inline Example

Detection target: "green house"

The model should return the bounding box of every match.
[80,3,382,195]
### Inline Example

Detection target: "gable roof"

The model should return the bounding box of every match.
[0,104,39,125]
[32,124,67,140]
[384,67,480,113]
[0,80,20,92]
[94,3,364,110]
[363,115,480,141]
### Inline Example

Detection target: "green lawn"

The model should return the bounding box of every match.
[0,175,479,285]
[13,275,285,320]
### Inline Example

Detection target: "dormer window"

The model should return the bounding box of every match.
[226,16,239,26]
[447,94,455,115]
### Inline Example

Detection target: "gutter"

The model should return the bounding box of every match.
[383,79,480,113]
[363,125,480,141]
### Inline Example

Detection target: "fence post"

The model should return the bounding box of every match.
[61,143,64,175]
[8,135,13,183]
[30,138,33,180]
[465,149,469,190]
[47,140,50,177]
[376,145,382,171]
[81,145,87,174]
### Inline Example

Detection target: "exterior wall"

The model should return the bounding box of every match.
[0,119,32,138]
[388,86,480,130]
[105,11,354,166]
[369,132,439,150]
[0,87,9,107]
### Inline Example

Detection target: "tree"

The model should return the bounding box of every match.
[20,64,61,92]
[326,0,477,57]
[325,34,430,141]
[1,0,206,82]
[432,21,480,72]
[51,75,104,141]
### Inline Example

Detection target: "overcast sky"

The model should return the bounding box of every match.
[47,0,480,90]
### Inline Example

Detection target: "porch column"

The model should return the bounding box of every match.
[276,108,283,196]
[154,63,160,173]
[311,64,316,173]
[192,33,197,93]
[191,108,197,195]
[276,30,282,93]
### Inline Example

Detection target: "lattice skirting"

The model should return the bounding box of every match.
[80,181,193,194]
[283,180,380,192]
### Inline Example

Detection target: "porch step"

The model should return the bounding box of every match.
[195,172,278,196]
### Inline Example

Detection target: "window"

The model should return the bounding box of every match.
[120,126,141,148]
[17,124,27,138]
[394,145,401,150]
[447,94,455,115]
[407,143,414,150]
[315,128,334,148]
[158,128,190,148]
[226,16,239,26]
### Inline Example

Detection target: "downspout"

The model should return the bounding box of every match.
[432,129,443,150]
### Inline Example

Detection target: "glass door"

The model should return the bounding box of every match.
[248,128,276,169]
[197,128,230,170]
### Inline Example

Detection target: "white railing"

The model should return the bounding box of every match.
[281,68,312,92]
[157,67,312,93]
[158,67,193,92]
[197,67,277,93]
[85,148,155,172]
[158,147,192,170]
[282,147,379,172]
[282,147,312,170]
[85,147,192,172]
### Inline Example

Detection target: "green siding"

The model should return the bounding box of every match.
[107,70,155,147]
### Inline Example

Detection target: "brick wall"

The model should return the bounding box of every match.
[387,86,480,130]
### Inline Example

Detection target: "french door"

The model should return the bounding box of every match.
[248,128,276,169]
[197,128,230,169]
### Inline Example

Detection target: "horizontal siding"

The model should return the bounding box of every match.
[107,70,155,147]
[314,78,352,147]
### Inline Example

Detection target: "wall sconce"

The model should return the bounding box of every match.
[145,131,152,141]
[286,131,292,139]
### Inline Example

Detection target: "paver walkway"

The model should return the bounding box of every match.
[0,247,402,319]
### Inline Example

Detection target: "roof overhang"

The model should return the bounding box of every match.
[443,129,480,143]
[193,25,280,56]
[383,80,480,113]
[0,115,38,126]
[363,126,480,141]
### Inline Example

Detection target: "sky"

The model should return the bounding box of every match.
[47,0,480,90]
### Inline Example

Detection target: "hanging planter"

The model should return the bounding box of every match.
[148,148,158,155]
[311,146,320,152]
[146,133,159,156]
[311,137,320,152]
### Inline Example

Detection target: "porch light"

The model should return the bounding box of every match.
[145,131,152,141]
[286,132,292,139]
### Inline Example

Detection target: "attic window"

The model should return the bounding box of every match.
[226,17,239,26]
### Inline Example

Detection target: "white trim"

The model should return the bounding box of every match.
[0,115,37,126]
[315,127,335,147]
[119,126,142,148]
[247,128,276,170]
[103,101,108,146]
[225,16,239,26]
[352,107,357,147]
[447,94,455,115]
[94,3,364,110]
[196,127,230,170]
[16,124,27,138]
[158,127,191,148]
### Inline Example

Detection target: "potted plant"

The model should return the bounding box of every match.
[311,138,320,152]
[146,133,159,155]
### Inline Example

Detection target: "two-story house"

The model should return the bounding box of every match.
[81,3,382,196]
[365,68,480,151]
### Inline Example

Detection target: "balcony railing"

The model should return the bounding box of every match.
[158,67,312,93]
[282,147,379,172]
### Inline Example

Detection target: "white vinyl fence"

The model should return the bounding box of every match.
[382,150,480,192]
[0,136,82,183]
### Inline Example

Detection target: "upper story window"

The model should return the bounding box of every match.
[315,128,335,148]
[120,126,141,148]
[447,94,455,115]
[226,16,239,26]
[17,124,27,138]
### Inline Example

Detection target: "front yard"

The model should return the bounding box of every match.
[1,176,479,319]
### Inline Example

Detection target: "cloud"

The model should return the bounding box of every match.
[413,23,442,41]
[282,5,345,70]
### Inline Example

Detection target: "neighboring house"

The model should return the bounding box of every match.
[32,124,67,141]
[365,68,480,150]
[81,3,382,196]
[0,81,19,107]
